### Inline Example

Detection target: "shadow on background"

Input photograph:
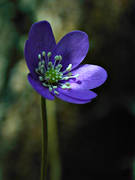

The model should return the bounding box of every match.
[0,0,135,180]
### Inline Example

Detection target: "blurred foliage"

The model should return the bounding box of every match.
[0,0,135,180]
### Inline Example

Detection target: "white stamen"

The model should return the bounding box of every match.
[38,54,41,60]
[47,52,52,57]
[54,55,60,61]
[67,72,72,76]
[63,64,72,74]
[42,83,48,87]
[36,52,80,94]
[40,68,45,74]
[48,62,53,67]
[39,76,44,81]
[54,90,59,95]
[53,86,57,89]
[61,84,67,89]
[66,64,72,71]
[54,55,62,68]
[59,55,62,61]
[41,60,45,65]
[49,86,53,92]
[61,84,71,89]
[38,61,42,66]
[62,74,79,80]
[55,64,62,71]
[65,82,70,86]
[42,51,46,56]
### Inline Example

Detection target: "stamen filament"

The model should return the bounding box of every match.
[62,74,79,80]
[62,64,72,74]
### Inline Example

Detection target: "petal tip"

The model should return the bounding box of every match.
[100,66,108,84]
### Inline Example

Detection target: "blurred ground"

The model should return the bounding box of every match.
[0,0,135,180]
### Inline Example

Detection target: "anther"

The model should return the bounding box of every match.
[40,68,45,74]
[59,55,62,61]
[39,76,44,81]
[57,64,62,68]
[67,72,72,76]
[55,55,60,61]
[54,90,59,95]
[66,64,72,72]
[47,52,52,57]
[42,83,48,87]
[65,82,70,86]
[74,74,79,78]
[48,62,53,67]
[62,74,79,80]
[42,51,46,56]
[56,64,62,71]
[49,86,53,92]
[38,54,41,60]
[61,84,71,89]
[62,77,69,80]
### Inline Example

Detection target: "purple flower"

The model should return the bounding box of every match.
[24,20,107,104]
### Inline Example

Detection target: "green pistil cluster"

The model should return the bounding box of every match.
[45,68,63,84]
[35,51,79,95]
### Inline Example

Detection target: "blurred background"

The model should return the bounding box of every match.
[0,0,135,179]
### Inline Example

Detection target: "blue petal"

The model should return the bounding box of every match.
[69,64,107,90]
[52,31,89,71]
[56,93,92,104]
[24,21,56,78]
[55,87,97,104]
[28,74,55,100]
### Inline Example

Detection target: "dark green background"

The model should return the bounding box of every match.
[0,0,135,179]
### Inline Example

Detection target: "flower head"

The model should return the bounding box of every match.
[24,21,107,104]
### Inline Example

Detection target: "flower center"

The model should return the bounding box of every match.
[45,68,63,84]
[35,51,79,95]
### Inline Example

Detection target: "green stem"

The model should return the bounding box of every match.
[40,96,48,180]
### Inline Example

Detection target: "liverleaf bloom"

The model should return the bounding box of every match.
[24,20,107,104]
